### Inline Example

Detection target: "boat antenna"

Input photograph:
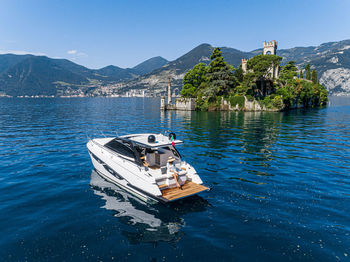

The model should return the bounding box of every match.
[99,130,106,137]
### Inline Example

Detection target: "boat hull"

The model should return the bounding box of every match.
[88,151,159,203]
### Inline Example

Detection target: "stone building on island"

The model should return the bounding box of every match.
[161,40,281,111]
[242,40,280,97]
[242,40,279,79]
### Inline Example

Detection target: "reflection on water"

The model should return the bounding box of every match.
[175,109,328,179]
[168,110,286,184]
[89,170,209,244]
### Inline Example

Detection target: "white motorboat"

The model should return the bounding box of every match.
[87,133,209,203]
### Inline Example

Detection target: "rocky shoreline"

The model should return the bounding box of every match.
[164,96,311,112]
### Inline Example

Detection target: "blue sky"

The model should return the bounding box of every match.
[0,0,349,69]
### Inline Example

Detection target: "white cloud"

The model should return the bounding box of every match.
[67,50,77,55]
[67,50,87,58]
[0,50,47,56]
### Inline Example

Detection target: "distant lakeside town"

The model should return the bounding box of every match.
[0,90,159,98]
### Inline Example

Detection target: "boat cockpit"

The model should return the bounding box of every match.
[103,134,183,170]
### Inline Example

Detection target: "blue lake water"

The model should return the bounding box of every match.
[0,97,350,261]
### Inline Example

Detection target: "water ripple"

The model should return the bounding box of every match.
[0,97,350,261]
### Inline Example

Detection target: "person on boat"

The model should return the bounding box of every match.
[167,157,181,188]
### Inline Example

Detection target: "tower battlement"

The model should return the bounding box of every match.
[263,40,277,55]
[263,40,278,48]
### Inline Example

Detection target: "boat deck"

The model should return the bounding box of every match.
[160,181,209,201]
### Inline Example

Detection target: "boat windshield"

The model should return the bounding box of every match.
[104,137,182,168]
[105,138,136,160]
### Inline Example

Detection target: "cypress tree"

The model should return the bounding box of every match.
[305,64,311,80]
[206,47,237,97]
[299,69,303,79]
[312,69,317,84]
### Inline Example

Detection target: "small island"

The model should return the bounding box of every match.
[162,40,328,111]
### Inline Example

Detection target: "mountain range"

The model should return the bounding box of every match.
[0,54,168,96]
[1,40,350,97]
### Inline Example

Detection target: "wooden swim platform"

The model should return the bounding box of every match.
[160,181,209,201]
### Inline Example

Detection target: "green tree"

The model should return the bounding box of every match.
[312,69,317,84]
[299,69,303,79]
[318,84,328,105]
[305,64,311,80]
[279,61,298,84]
[243,54,282,96]
[283,61,298,72]
[245,54,282,80]
[181,63,208,97]
[234,64,244,83]
[203,47,237,98]
[276,83,297,108]
[299,80,313,106]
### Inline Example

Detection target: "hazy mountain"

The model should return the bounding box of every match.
[0,56,89,96]
[118,43,254,95]
[0,54,168,96]
[116,44,213,95]
[220,47,254,66]
[0,54,33,75]
[93,65,137,81]
[132,56,168,75]
[51,58,93,78]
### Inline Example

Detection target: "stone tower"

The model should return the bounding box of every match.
[241,40,279,78]
[263,40,277,55]
[167,76,172,104]
[263,40,279,78]
[241,58,248,73]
